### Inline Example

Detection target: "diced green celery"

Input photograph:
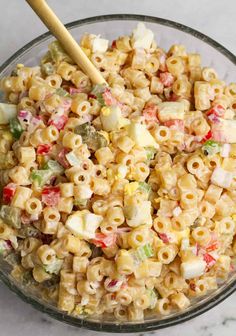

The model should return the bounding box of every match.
[43,160,64,175]
[0,103,17,124]
[41,62,55,76]
[30,169,52,187]
[135,243,154,262]
[44,258,63,274]
[9,117,23,139]
[49,41,72,64]
[55,88,69,97]
[202,140,221,156]
[0,205,21,228]
[138,182,151,193]
[145,147,157,161]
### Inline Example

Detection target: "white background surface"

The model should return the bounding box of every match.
[0,0,235,335]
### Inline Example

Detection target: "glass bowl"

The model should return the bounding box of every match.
[0,14,236,333]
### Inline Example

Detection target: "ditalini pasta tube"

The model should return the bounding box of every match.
[0,21,235,322]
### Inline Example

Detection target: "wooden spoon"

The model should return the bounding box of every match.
[26,0,106,85]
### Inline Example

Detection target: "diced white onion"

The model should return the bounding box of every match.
[211,167,233,188]
[220,144,231,158]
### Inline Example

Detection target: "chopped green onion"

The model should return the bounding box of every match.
[43,160,64,175]
[9,117,23,139]
[44,258,63,275]
[202,140,221,156]
[0,205,21,229]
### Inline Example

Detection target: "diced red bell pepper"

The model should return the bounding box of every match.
[2,183,17,204]
[37,144,52,155]
[158,233,170,244]
[142,104,158,123]
[6,240,13,249]
[206,104,225,118]
[159,72,174,87]
[189,283,196,291]
[111,40,117,49]
[206,241,219,252]
[88,93,97,100]
[102,88,118,106]
[42,186,61,207]
[57,148,70,168]
[196,243,201,256]
[92,233,117,248]
[108,279,118,288]
[203,253,216,268]
[202,130,212,142]
[167,92,180,102]
[163,119,184,132]
[41,234,53,245]
[49,115,68,130]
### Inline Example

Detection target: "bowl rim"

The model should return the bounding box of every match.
[0,13,236,333]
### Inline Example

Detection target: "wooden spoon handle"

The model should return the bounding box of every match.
[26,0,106,85]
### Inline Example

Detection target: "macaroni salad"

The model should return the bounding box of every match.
[0,23,236,321]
